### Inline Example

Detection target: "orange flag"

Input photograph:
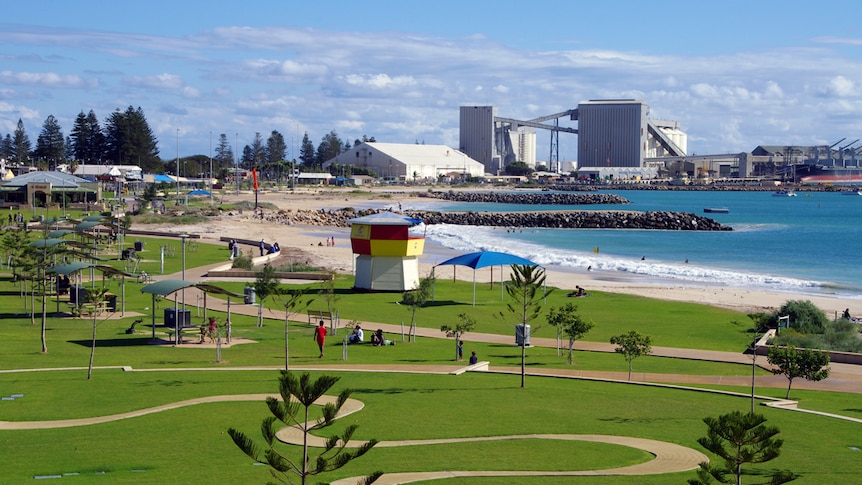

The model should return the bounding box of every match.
[252,167,259,190]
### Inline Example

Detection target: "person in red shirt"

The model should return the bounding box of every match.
[314,321,327,358]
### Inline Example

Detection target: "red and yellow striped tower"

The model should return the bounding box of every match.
[348,211,425,291]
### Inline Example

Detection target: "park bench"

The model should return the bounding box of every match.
[165,326,201,342]
[306,310,332,325]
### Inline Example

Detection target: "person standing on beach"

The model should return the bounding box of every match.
[314,321,327,357]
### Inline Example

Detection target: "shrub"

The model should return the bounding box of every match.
[231,251,253,270]
[773,300,828,334]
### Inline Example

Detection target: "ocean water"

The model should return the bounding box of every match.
[400,190,862,300]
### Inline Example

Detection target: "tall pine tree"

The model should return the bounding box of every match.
[35,115,65,169]
[299,132,315,167]
[12,119,32,165]
[103,106,159,170]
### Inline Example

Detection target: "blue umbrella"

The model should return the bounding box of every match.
[435,251,539,306]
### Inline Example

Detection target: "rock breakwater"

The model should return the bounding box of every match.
[251,207,730,231]
[410,210,731,231]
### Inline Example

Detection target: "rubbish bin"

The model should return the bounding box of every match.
[134,241,144,252]
[515,324,531,347]
[244,287,256,305]
[70,286,89,305]
[121,248,134,260]
[164,308,191,328]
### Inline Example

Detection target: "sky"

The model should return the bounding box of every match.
[2,0,862,164]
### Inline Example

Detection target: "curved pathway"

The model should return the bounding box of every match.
[0,391,707,483]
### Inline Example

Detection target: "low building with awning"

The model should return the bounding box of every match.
[0,171,100,209]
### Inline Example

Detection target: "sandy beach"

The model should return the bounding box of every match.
[150,187,860,317]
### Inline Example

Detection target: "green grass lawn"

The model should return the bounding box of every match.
[1,233,859,484]
[1,370,859,484]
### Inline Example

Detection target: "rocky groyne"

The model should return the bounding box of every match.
[410,210,730,231]
[421,191,629,205]
[252,207,730,231]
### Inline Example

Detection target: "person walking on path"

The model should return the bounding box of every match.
[314,320,327,357]
[259,239,266,256]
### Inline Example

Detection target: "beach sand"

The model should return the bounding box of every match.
[150,187,859,317]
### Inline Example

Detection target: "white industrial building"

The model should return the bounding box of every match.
[322,142,485,180]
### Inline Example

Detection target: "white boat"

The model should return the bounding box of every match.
[772,190,797,197]
[703,207,729,214]
[841,190,862,196]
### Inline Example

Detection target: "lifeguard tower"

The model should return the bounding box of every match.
[348,212,425,291]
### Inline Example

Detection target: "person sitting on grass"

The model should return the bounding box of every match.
[349,325,364,344]
[371,329,383,346]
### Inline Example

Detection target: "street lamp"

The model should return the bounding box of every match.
[235,133,240,195]
[209,131,214,205]
[175,129,180,200]
[180,234,189,342]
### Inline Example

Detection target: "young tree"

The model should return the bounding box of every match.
[35,115,65,169]
[547,303,594,365]
[689,411,796,485]
[253,264,281,328]
[440,312,477,361]
[499,264,548,388]
[767,346,830,399]
[277,288,312,370]
[400,274,434,342]
[609,330,652,380]
[85,287,110,380]
[318,272,340,324]
[227,371,381,485]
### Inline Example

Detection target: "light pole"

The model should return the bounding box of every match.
[209,131,214,205]
[750,329,758,413]
[175,129,180,200]
[180,234,189,328]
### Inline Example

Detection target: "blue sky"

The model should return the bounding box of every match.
[2,0,861,163]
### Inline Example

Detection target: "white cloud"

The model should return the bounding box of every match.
[0,70,94,88]
[343,74,417,89]
[819,75,858,97]
[125,73,184,90]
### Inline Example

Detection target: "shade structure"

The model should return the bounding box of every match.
[140,280,243,342]
[435,251,539,306]
[436,251,537,270]
[188,189,211,196]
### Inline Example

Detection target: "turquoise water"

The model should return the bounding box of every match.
[403,190,862,298]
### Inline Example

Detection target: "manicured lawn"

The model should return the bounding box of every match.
[1,370,859,484]
[1,233,859,484]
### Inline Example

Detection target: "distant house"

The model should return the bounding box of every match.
[0,171,101,209]
[60,163,143,182]
[322,142,485,181]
